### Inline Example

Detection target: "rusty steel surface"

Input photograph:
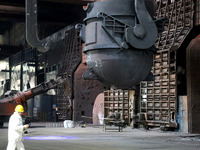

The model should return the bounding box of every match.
[186,35,200,134]
[73,63,104,123]
[92,93,104,125]
[0,103,17,116]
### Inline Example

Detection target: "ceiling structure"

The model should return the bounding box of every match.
[0,0,94,60]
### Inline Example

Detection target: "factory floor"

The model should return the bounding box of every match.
[0,122,200,150]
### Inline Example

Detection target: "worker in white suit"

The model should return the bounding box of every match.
[7,105,29,150]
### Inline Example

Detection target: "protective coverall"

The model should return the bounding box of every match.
[7,112,25,150]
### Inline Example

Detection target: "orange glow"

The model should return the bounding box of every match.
[83,6,87,9]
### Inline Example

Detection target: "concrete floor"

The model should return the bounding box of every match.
[0,123,200,150]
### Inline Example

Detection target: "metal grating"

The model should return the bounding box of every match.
[140,0,194,129]
[195,0,200,25]
[56,28,82,120]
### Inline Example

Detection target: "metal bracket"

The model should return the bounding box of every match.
[75,24,86,43]
[125,0,158,49]
[97,12,130,49]
[97,0,158,49]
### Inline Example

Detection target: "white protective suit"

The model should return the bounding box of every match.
[7,112,25,150]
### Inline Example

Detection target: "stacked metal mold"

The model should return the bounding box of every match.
[104,90,134,125]
[140,0,194,130]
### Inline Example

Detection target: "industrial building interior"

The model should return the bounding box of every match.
[0,0,200,149]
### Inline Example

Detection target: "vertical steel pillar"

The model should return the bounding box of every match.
[186,35,200,134]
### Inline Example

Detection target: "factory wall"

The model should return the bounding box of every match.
[3,23,26,46]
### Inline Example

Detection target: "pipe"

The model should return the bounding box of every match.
[26,0,50,52]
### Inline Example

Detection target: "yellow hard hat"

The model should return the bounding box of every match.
[15,105,24,112]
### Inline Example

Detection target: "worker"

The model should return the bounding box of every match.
[53,107,60,122]
[7,105,29,150]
